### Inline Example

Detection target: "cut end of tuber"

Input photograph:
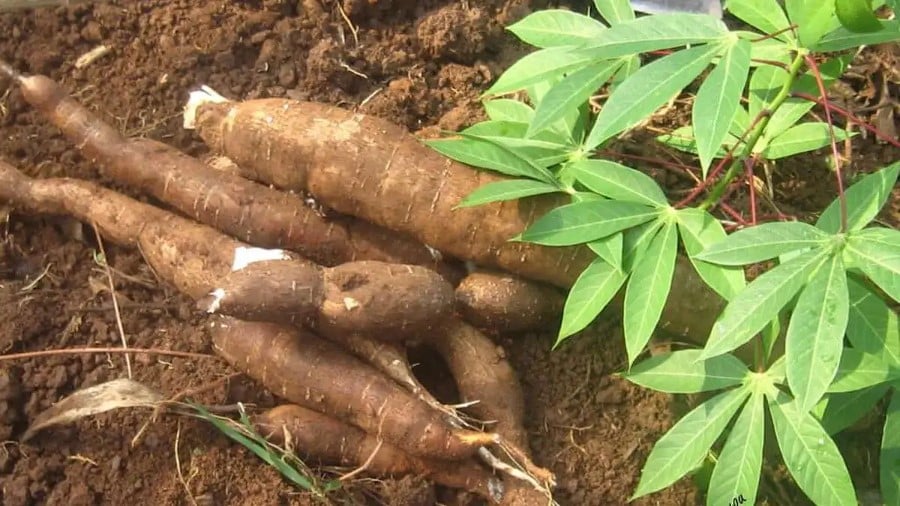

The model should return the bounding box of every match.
[231,246,289,271]
[183,85,230,130]
[199,288,226,314]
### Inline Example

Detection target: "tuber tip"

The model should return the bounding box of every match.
[183,85,230,130]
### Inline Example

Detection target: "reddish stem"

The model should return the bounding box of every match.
[745,158,758,225]
[792,92,900,148]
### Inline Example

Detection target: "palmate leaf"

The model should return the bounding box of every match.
[568,159,668,206]
[883,390,900,506]
[456,179,562,208]
[529,59,622,137]
[847,228,900,302]
[584,43,722,150]
[767,390,856,506]
[696,221,830,266]
[632,386,750,499]
[508,9,608,49]
[557,258,627,345]
[623,219,664,271]
[785,254,850,412]
[846,276,900,364]
[706,391,765,506]
[817,162,900,234]
[761,122,852,159]
[622,349,748,394]
[518,200,659,246]
[786,0,840,48]
[815,383,890,434]
[828,347,898,392]
[593,0,635,25]
[693,36,751,177]
[483,99,534,123]
[700,248,830,360]
[462,120,574,163]
[624,220,677,365]
[676,208,746,301]
[724,0,794,40]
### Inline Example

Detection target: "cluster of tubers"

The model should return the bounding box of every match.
[0,62,725,504]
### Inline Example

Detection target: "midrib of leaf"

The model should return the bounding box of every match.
[706,392,764,506]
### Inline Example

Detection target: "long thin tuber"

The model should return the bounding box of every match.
[0,160,454,339]
[456,269,565,334]
[1,67,462,282]
[253,404,504,503]
[211,317,497,461]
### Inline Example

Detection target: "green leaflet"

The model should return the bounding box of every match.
[584,43,721,150]
[693,37,751,176]
[624,220,677,365]
[835,0,884,32]
[815,384,890,434]
[633,386,750,499]
[785,254,850,412]
[883,390,900,506]
[814,20,900,51]
[676,208,746,301]
[425,136,555,183]
[622,349,748,394]
[701,248,830,360]
[593,0,635,25]
[508,9,608,49]
[519,199,659,246]
[706,391,765,506]
[568,159,668,206]
[846,276,900,364]
[816,162,900,233]
[575,12,728,58]
[724,0,794,40]
[456,179,562,208]
[767,390,856,506]
[484,46,599,96]
[696,221,829,266]
[846,228,900,303]
[588,232,624,270]
[483,99,534,123]
[786,0,840,47]
[828,347,898,393]
[557,258,627,345]
[529,59,622,137]
[761,122,852,159]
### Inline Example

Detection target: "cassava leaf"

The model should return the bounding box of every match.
[593,0,635,25]
[425,136,554,183]
[585,43,721,149]
[575,12,728,58]
[815,384,890,434]
[529,59,622,137]
[814,20,900,51]
[622,349,748,393]
[762,123,852,159]
[461,122,574,167]
[700,248,830,360]
[817,162,900,233]
[676,208,746,301]
[846,276,900,364]
[568,159,668,206]
[624,221,677,365]
[759,99,816,145]
[483,99,534,123]
[835,0,884,32]
[508,9,608,48]
[705,391,765,506]
[828,347,898,392]
[656,125,735,157]
[632,386,750,499]
[693,37,752,177]
[623,219,664,271]
[519,200,659,246]
[724,0,794,40]
[456,179,562,208]
[767,390,857,506]
[696,221,830,266]
[785,254,850,412]
[588,232,624,270]
[557,258,627,345]
[748,62,790,123]
[485,46,599,96]
[883,390,900,506]
[847,228,900,302]
[786,0,840,47]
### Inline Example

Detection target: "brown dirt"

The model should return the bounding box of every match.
[0,1,896,506]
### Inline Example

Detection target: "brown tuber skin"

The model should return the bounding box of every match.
[6,71,461,282]
[192,97,727,346]
[253,404,504,503]
[0,161,454,340]
[211,317,497,461]
[456,270,565,333]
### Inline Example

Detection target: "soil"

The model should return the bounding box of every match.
[0,1,896,506]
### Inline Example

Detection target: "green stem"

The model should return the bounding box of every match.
[699,52,807,211]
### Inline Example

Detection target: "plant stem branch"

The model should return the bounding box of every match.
[698,53,807,210]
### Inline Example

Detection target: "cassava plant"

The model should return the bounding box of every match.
[427,0,900,504]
